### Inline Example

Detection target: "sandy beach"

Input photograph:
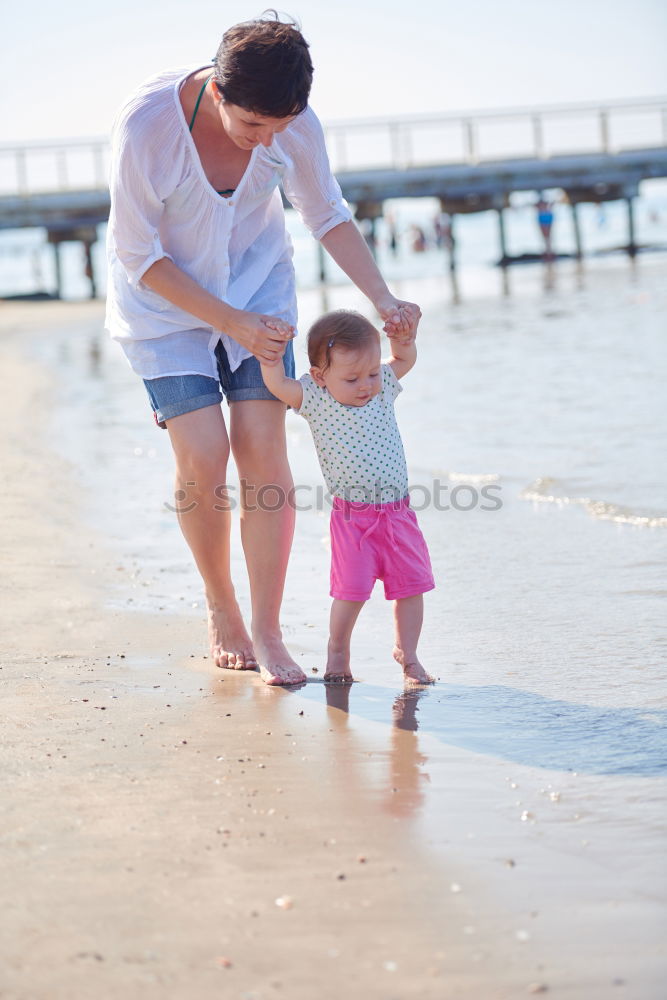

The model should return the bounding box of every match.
[0,303,465,999]
[1,289,666,1000]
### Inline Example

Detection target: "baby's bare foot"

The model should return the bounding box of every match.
[324,647,354,685]
[393,646,435,685]
[207,602,257,670]
[254,633,307,686]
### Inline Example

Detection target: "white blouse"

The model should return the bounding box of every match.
[104,66,352,379]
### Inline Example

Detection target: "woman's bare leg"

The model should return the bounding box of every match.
[165,404,255,669]
[392,595,435,685]
[230,399,306,686]
[325,599,365,683]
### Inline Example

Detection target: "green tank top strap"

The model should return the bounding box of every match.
[188,71,236,198]
[188,72,214,132]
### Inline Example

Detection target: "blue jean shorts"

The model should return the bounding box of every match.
[143,339,295,428]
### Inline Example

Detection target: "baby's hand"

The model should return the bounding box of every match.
[386,328,412,346]
[263,316,295,339]
[378,300,421,343]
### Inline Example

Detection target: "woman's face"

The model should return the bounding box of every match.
[218,101,296,149]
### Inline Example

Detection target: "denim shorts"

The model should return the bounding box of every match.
[143,339,295,428]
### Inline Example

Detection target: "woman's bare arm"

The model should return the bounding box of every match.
[319,221,421,341]
[141,257,293,362]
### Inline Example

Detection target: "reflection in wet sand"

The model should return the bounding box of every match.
[385,692,431,818]
[294,680,667,777]
[211,672,434,824]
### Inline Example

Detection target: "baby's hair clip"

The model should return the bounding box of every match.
[327,337,335,348]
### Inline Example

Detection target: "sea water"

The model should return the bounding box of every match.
[1,183,667,299]
[23,248,666,714]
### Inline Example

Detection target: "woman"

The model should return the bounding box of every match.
[106,13,421,686]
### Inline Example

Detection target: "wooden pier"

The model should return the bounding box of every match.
[1,97,666,297]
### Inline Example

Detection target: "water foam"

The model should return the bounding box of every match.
[521,477,667,528]
[447,472,501,484]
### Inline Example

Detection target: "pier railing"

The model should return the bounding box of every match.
[0,97,665,196]
[323,98,667,172]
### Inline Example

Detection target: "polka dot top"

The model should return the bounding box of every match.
[295,364,409,503]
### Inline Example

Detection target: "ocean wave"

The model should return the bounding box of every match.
[446,472,500,484]
[520,477,667,528]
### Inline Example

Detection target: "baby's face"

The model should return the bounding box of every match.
[314,344,382,407]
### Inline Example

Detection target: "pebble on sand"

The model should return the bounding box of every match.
[275,896,293,909]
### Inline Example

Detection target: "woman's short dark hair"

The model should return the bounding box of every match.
[213,11,313,118]
[307,311,380,372]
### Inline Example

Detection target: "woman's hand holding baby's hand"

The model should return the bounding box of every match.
[229,310,294,365]
[261,316,295,365]
[376,297,421,344]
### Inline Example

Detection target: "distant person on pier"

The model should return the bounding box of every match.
[105,13,421,687]
[410,225,427,253]
[434,211,454,252]
[536,197,554,259]
[385,211,399,256]
[359,217,377,255]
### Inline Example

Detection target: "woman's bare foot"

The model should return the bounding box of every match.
[324,646,354,685]
[207,601,257,670]
[253,633,307,686]
[393,646,435,685]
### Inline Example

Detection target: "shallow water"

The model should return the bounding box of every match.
[25,253,667,712]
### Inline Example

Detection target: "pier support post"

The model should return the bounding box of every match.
[48,225,98,299]
[354,200,384,260]
[316,240,327,284]
[52,241,63,299]
[83,240,97,299]
[570,202,583,260]
[497,207,508,266]
[445,215,457,273]
[625,196,637,258]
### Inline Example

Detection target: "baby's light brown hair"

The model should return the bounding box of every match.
[307,310,380,373]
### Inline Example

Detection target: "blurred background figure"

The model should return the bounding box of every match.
[410,225,427,252]
[359,217,377,254]
[385,211,399,256]
[536,196,555,258]
[433,210,454,251]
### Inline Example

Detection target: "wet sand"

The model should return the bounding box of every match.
[1,299,665,1000]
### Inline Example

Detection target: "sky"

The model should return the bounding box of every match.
[2,0,667,141]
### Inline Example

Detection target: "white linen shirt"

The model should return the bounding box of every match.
[105,66,352,379]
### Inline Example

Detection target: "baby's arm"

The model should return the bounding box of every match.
[386,332,417,379]
[259,355,304,409]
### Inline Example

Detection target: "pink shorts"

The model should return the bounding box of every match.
[329,496,435,602]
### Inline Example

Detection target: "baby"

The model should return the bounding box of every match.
[260,310,435,686]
